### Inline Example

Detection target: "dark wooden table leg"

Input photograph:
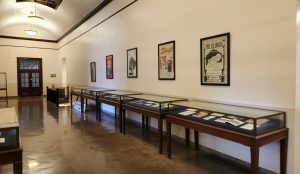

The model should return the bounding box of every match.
[250,147,259,174]
[70,94,73,114]
[98,102,102,122]
[122,109,126,134]
[146,116,149,131]
[115,107,118,126]
[70,94,73,107]
[13,161,22,174]
[119,106,122,133]
[158,118,163,154]
[194,130,199,151]
[185,128,190,147]
[96,99,99,121]
[81,95,84,113]
[167,121,172,159]
[280,138,288,174]
[142,115,145,129]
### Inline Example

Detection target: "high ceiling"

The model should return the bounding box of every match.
[0,0,106,41]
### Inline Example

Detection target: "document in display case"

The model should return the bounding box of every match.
[168,100,285,135]
[124,94,186,113]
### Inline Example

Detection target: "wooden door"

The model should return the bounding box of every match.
[17,58,43,97]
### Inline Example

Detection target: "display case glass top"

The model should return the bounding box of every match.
[128,94,185,103]
[100,90,142,103]
[71,86,90,93]
[82,87,114,97]
[103,90,141,96]
[168,100,285,135]
[0,108,20,150]
[0,108,19,128]
[124,94,186,113]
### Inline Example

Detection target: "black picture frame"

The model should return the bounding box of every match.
[158,40,176,80]
[200,33,230,86]
[90,62,96,82]
[106,55,113,79]
[127,48,138,78]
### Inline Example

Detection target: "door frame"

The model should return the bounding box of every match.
[17,57,43,97]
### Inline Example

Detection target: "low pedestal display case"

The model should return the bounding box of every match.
[122,94,186,154]
[70,87,113,113]
[47,86,69,107]
[0,108,22,174]
[166,100,288,174]
[81,88,114,116]
[98,90,142,131]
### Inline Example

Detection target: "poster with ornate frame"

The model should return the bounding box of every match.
[106,55,113,79]
[90,62,96,82]
[158,40,175,80]
[127,48,138,78]
[200,33,230,86]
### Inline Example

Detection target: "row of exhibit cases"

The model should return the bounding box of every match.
[70,86,286,136]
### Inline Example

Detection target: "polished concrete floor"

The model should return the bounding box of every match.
[0,97,273,174]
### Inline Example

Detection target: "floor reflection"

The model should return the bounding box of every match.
[0,97,274,174]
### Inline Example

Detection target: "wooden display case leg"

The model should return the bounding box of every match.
[250,147,259,174]
[167,122,172,159]
[70,94,73,113]
[13,161,22,174]
[142,115,145,128]
[96,99,99,121]
[98,103,102,122]
[122,109,126,134]
[146,116,149,131]
[119,106,122,133]
[81,96,84,113]
[114,107,118,126]
[185,128,190,147]
[194,130,199,151]
[158,118,163,154]
[280,138,288,174]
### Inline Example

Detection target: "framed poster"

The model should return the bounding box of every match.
[90,62,96,82]
[158,40,175,80]
[127,48,138,78]
[106,55,113,79]
[200,33,230,86]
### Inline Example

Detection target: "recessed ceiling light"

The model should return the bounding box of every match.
[25,29,37,36]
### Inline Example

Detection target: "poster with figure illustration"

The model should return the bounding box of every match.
[158,41,175,80]
[127,48,138,78]
[106,55,113,79]
[201,33,230,86]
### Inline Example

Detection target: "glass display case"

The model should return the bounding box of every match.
[124,94,186,113]
[47,86,69,106]
[0,108,20,150]
[82,87,113,97]
[70,86,90,95]
[100,90,142,103]
[168,100,285,135]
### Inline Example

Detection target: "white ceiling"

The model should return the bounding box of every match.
[0,0,105,41]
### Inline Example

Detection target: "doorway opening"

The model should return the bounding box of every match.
[17,57,43,97]
[62,57,67,86]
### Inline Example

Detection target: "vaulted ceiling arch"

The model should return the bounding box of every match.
[0,0,109,41]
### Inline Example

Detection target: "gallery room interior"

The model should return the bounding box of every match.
[0,0,299,173]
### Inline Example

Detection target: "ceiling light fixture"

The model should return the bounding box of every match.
[28,2,44,22]
[25,29,37,36]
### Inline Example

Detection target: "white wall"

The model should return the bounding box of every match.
[0,38,60,96]
[58,0,298,173]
